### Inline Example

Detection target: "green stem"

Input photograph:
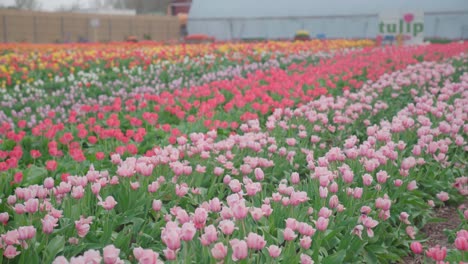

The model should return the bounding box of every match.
[242,220,247,237]
[183,241,189,264]
[41,235,49,263]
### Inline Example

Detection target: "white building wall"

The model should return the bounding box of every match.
[188,0,468,40]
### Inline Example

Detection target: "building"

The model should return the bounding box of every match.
[187,0,468,40]
[168,0,192,16]
[75,8,137,15]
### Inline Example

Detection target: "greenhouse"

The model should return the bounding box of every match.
[188,0,468,40]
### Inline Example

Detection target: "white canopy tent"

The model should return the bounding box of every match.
[188,0,468,40]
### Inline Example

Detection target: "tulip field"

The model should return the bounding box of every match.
[0,39,467,264]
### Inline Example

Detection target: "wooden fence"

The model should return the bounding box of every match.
[0,9,180,43]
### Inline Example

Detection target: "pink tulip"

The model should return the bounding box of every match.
[147,181,160,193]
[375,196,391,211]
[410,241,423,254]
[291,172,300,184]
[83,249,102,264]
[193,208,208,229]
[98,196,117,210]
[0,212,9,224]
[254,167,264,181]
[44,177,55,189]
[52,256,70,264]
[405,226,416,239]
[4,245,20,259]
[42,214,58,234]
[202,225,218,245]
[218,220,235,235]
[246,232,266,250]
[297,222,316,236]
[353,225,364,239]
[17,226,36,240]
[318,207,332,218]
[300,236,312,249]
[319,186,328,198]
[362,174,373,186]
[152,200,162,212]
[261,203,273,216]
[103,245,121,264]
[394,179,403,187]
[399,212,410,225]
[406,181,418,191]
[328,195,339,208]
[376,170,389,183]
[230,239,248,261]
[228,179,242,193]
[353,187,363,199]
[436,191,449,202]
[250,207,264,221]
[133,247,162,263]
[363,217,378,237]
[267,245,282,258]
[163,248,177,260]
[46,160,58,171]
[329,182,338,193]
[2,230,20,245]
[71,186,85,199]
[285,218,298,230]
[175,184,190,197]
[75,216,93,238]
[162,229,181,250]
[426,245,447,261]
[231,201,248,220]
[180,222,196,241]
[316,217,329,231]
[136,162,153,176]
[130,182,140,190]
[300,253,314,264]
[289,191,308,205]
[454,230,468,251]
[211,242,227,260]
[283,227,297,241]
[24,198,39,213]
[209,198,222,212]
[7,195,16,205]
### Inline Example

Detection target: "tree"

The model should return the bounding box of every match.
[56,0,82,12]
[111,0,172,14]
[14,0,41,10]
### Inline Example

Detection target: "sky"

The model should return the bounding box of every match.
[0,0,93,11]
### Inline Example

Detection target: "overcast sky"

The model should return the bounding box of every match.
[0,0,93,11]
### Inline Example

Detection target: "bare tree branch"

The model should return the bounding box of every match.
[14,0,41,10]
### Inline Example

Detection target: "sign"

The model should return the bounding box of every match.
[378,11,424,46]
[90,18,100,28]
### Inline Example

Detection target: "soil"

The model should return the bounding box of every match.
[400,201,467,264]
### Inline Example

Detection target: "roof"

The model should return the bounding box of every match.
[189,0,468,19]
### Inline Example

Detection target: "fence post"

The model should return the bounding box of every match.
[2,15,7,42]
[61,16,65,43]
[166,21,169,40]
[229,19,233,40]
[108,18,112,41]
[86,17,89,42]
[148,19,151,40]
[33,16,37,43]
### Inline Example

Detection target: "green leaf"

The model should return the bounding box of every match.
[114,227,132,249]
[322,250,346,264]
[277,229,284,245]
[365,245,388,254]
[24,165,48,185]
[363,250,378,263]
[45,235,65,263]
